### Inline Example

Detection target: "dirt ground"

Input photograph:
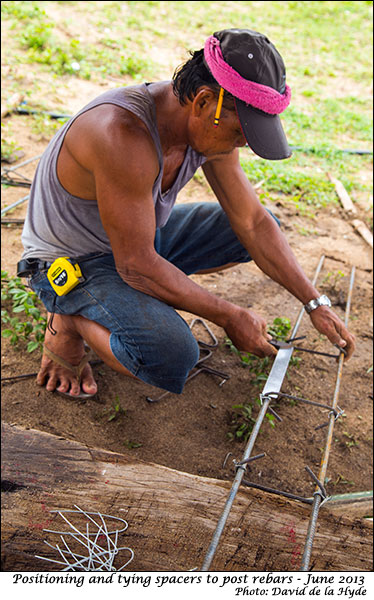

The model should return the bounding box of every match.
[1,81,373,507]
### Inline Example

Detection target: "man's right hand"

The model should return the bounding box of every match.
[223,306,277,358]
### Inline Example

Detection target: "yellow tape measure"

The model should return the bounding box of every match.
[47,257,83,296]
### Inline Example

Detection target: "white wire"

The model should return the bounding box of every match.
[36,506,134,572]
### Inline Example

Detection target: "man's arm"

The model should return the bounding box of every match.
[76,110,277,357]
[202,149,355,359]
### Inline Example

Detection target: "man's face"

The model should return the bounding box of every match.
[188,90,247,157]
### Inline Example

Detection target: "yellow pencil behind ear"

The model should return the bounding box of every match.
[213,87,225,127]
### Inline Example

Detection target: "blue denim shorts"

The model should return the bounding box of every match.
[30,202,279,393]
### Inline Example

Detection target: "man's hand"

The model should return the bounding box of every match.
[224,307,277,358]
[309,305,356,360]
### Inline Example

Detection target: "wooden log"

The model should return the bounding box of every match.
[1,423,372,572]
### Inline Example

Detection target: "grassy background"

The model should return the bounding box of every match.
[1,0,373,221]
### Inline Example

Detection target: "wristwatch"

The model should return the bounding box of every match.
[304,294,332,314]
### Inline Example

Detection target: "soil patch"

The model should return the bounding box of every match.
[2,185,373,501]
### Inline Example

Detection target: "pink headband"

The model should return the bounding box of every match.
[204,35,291,115]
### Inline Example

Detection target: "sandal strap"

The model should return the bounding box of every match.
[43,346,91,380]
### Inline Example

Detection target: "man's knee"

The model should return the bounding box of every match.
[156,326,200,384]
[111,319,200,394]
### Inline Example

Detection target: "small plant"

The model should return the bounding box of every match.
[20,20,53,51]
[1,138,22,163]
[227,401,276,441]
[1,270,46,352]
[226,317,302,441]
[265,412,276,429]
[30,114,68,141]
[343,431,359,451]
[332,474,355,486]
[227,403,257,442]
[268,316,293,341]
[123,440,142,449]
[322,270,345,292]
[104,396,126,422]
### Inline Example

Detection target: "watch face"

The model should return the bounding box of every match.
[320,295,331,307]
[305,295,331,313]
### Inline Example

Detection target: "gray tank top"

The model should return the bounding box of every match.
[21,83,206,261]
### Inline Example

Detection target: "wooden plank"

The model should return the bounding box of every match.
[1,92,23,119]
[352,219,373,248]
[1,423,372,572]
[328,174,357,214]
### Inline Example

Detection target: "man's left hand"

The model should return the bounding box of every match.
[309,306,356,360]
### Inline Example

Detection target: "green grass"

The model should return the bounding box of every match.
[1,0,372,219]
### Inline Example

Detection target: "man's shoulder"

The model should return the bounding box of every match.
[73,101,151,139]
[64,102,158,169]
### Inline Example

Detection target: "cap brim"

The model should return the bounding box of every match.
[235,98,292,160]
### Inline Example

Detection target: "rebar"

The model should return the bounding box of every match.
[1,194,30,216]
[36,506,134,571]
[1,153,42,175]
[201,257,327,571]
[242,480,313,505]
[300,266,355,571]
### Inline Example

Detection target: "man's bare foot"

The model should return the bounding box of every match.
[37,313,97,397]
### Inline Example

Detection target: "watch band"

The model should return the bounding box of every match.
[304,294,331,314]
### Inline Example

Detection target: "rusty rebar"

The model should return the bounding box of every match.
[301,265,355,571]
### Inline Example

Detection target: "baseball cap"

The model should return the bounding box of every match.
[203,28,292,160]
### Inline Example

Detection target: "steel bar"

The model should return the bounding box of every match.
[267,391,342,417]
[15,107,72,119]
[293,346,342,359]
[1,360,103,384]
[1,194,30,216]
[201,392,276,571]
[301,266,355,571]
[242,480,314,505]
[201,256,326,571]
[1,172,32,187]
[235,452,266,467]
[1,218,25,225]
[1,372,38,382]
[190,318,218,348]
[1,153,42,176]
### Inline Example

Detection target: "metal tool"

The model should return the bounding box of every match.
[270,338,347,359]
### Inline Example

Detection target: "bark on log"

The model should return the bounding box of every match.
[1,423,372,572]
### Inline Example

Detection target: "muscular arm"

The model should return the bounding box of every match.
[202,149,355,358]
[66,108,273,356]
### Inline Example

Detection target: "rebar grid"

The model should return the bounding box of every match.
[35,505,134,571]
[201,255,354,572]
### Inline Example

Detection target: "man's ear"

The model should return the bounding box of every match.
[191,87,216,117]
